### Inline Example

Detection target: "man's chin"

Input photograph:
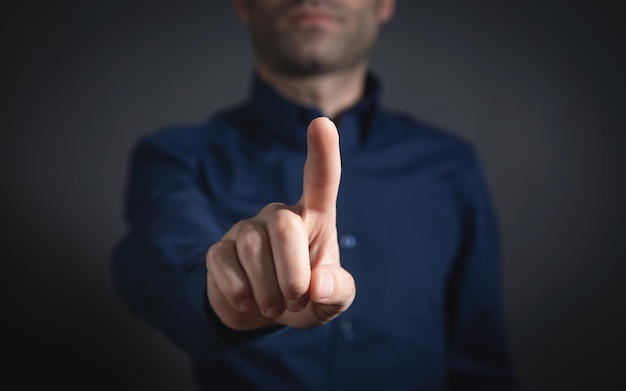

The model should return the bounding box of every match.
[280,55,343,76]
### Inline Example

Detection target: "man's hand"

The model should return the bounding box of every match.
[206,117,355,331]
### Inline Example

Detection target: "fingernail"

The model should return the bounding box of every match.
[263,305,284,319]
[319,270,333,300]
[287,295,309,312]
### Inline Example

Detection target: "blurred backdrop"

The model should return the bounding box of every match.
[2,1,625,390]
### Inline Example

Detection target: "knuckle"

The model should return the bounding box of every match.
[237,223,266,256]
[206,241,228,268]
[267,208,302,241]
[260,202,286,215]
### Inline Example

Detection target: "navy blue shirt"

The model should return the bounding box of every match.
[113,73,516,390]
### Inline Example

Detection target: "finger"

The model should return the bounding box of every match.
[235,222,285,318]
[299,117,341,214]
[309,264,356,319]
[266,208,311,312]
[206,240,255,312]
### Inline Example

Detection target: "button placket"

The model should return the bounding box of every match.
[340,320,354,341]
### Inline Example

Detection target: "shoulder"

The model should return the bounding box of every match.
[378,109,495,208]
[132,105,244,159]
[376,107,479,164]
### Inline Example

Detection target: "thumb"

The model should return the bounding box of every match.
[309,264,356,317]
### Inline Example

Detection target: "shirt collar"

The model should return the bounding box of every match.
[247,70,383,149]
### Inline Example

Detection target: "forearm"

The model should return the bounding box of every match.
[112,230,219,360]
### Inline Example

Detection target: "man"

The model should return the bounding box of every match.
[112,0,517,389]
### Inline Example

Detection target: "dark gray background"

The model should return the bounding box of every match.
[3,1,625,390]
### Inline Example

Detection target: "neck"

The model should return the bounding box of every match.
[256,62,368,120]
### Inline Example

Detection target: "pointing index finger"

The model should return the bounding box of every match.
[300,117,341,214]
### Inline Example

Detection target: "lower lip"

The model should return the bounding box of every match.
[292,14,336,27]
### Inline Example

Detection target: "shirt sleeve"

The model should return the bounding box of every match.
[111,130,280,362]
[445,148,519,390]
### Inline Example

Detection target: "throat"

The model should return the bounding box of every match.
[256,63,368,119]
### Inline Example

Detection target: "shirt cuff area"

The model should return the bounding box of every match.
[203,292,286,345]
[189,264,286,349]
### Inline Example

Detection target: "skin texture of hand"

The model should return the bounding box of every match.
[206,117,356,331]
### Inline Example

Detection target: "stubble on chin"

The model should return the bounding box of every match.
[250,2,379,77]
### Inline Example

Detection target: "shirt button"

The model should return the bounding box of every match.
[339,234,357,250]
[341,320,354,341]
